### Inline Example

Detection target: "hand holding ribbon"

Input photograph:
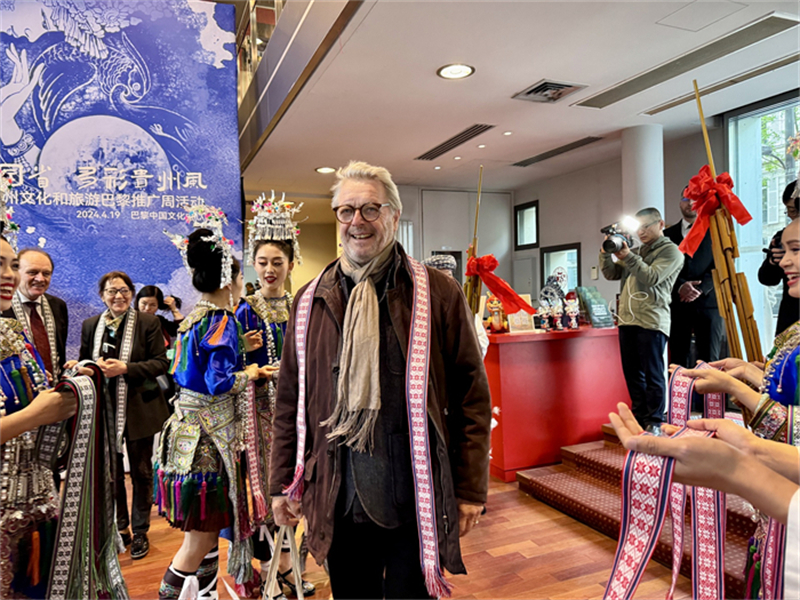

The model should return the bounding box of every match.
[465,254,535,315]
[679,165,752,257]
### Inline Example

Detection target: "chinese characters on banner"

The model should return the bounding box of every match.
[0,0,241,355]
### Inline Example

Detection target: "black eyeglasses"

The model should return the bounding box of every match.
[332,203,390,224]
[104,288,131,297]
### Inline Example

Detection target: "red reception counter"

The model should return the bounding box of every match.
[485,327,631,482]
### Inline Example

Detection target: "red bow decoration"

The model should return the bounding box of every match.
[678,165,752,257]
[466,254,535,315]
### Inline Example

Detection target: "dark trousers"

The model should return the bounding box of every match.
[327,516,431,600]
[115,435,155,534]
[618,326,668,428]
[669,302,725,367]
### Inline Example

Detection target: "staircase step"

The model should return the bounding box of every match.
[563,439,756,533]
[518,467,749,598]
[601,422,620,446]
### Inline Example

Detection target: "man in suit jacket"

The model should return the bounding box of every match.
[2,249,69,379]
[664,189,725,368]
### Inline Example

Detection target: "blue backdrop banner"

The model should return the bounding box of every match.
[0,0,241,356]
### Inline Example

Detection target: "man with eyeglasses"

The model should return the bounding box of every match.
[759,179,799,336]
[1,249,69,380]
[664,187,726,371]
[600,207,683,431]
[270,161,490,599]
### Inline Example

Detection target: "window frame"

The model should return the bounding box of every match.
[514,200,540,251]
[540,242,582,291]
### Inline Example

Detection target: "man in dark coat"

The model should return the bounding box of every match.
[2,249,69,379]
[270,161,491,599]
[664,189,725,367]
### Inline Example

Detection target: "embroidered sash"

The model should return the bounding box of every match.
[91,307,137,449]
[11,292,60,378]
[760,404,796,600]
[48,361,129,600]
[287,256,452,598]
[607,365,727,600]
[244,380,268,522]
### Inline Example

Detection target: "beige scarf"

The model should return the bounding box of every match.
[321,242,395,453]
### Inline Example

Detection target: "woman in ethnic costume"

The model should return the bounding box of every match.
[0,231,77,599]
[233,193,315,599]
[676,217,800,598]
[157,219,272,600]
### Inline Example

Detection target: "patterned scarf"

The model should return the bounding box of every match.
[320,242,395,453]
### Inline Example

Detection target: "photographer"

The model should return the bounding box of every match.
[599,207,683,430]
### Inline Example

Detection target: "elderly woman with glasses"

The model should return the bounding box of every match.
[65,270,170,561]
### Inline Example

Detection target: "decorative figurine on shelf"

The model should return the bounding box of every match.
[552,300,565,331]
[538,301,551,331]
[485,294,508,333]
[566,298,581,330]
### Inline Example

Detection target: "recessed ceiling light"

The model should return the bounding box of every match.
[436,64,475,80]
[315,167,335,174]
[434,166,441,170]
[503,131,513,136]
[477,144,486,149]
[454,156,462,160]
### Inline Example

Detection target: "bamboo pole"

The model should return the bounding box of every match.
[692,79,762,362]
[463,165,484,314]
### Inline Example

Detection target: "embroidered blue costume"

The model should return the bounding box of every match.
[744,321,799,598]
[0,319,54,599]
[155,302,253,583]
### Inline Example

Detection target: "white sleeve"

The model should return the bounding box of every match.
[474,313,489,359]
[784,457,800,600]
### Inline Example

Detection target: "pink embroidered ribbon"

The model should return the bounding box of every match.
[244,381,268,522]
[283,268,325,500]
[287,257,451,598]
[608,364,728,600]
[667,364,726,600]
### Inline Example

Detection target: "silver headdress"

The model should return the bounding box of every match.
[0,176,19,252]
[247,191,303,265]
[163,201,235,289]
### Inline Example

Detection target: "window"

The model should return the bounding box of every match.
[540,243,581,292]
[514,200,539,250]
[727,91,798,348]
[397,220,414,258]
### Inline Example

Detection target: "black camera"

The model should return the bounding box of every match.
[601,223,634,254]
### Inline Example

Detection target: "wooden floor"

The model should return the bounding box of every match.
[121,477,691,599]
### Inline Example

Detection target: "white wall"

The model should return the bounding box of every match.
[662,128,725,226]
[513,128,725,306]
[398,185,512,284]
[514,158,624,303]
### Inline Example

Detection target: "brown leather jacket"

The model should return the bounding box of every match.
[270,244,491,573]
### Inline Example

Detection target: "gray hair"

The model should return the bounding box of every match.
[331,161,403,213]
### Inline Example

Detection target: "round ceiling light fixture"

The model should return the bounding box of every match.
[477,144,486,149]
[454,156,462,160]
[503,131,513,136]
[436,64,475,80]
[315,167,336,174]
[434,166,442,170]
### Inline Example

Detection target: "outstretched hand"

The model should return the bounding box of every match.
[609,403,744,493]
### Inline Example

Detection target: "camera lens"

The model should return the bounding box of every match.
[602,236,623,253]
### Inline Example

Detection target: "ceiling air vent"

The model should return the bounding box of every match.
[576,12,799,109]
[644,53,800,115]
[415,124,495,160]
[512,137,603,167]
[512,79,587,104]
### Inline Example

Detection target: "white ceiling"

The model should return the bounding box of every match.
[243,0,800,223]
